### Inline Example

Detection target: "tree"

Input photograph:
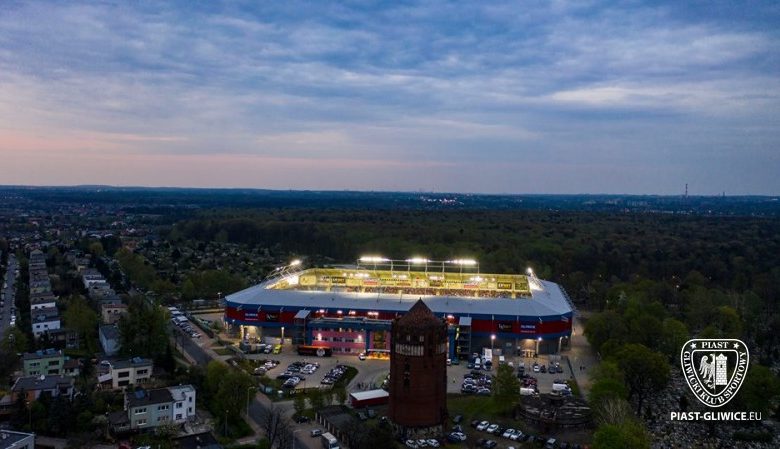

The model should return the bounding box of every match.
[205,361,229,400]
[259,404,289,449]
[88,241,104,258]
[589,361,629,415]
[293,392,307,417]
[63,295,99,352]
[614,344,670,416]
[334,386,348,406]
[737,364,780,414]
[592,420,650,449]
[493,364,520,414]
[308,388,324,411]
[215,370,254,422]
[117,296,168,359]
[659,318,689,360]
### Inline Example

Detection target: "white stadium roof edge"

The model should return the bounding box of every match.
[226,278,573,319]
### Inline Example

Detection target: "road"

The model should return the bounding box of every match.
[0,254,17,334]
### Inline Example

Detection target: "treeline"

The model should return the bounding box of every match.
[167,209,780,355]
[115,248,245,302]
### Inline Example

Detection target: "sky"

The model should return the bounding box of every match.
[1,1,778,195]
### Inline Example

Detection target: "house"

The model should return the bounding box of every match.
[31,307,61,338]
[47,327,80,350]
[101,302,128,324]
[63,358,82,377]
[22,349,64,376]
[99,324,122,356]
[99,357,153,389]
[82,269,107,288]
[0,430,35,449]
[10,375,75,402]
[29,292,57,310]
[110,385,197,433]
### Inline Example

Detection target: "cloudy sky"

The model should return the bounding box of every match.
[1,1,778,194]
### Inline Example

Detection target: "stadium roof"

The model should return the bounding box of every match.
[226,276,573,318]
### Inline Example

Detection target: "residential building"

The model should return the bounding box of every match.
[99,357,153,389]
[10,375,75,402]
[109,385,197,433]
[22,349,64,376]
[31,307,61,338]
[99,324,121,356]
[0,430,35,449]
[29,292,57,310]
[101,302,128,324]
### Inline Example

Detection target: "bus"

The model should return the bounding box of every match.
[297,345,333,357]
[321,432,339,449]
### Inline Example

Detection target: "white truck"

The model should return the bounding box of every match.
[321,432,340,449]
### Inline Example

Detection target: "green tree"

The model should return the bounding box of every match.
[737,364,780,414]
[308,388,324,411]
[493,364,520,414]
[659,318,689,360]
[117,296,168,359]
[293,392,307,417]
[214,370,254,423]
[88,241,105,258]
[63,295,99,353]
[334,386,348,406]
[589,361,628,412]
[205,361,229,400]
[592,420,650,449]
[614,344,670,416]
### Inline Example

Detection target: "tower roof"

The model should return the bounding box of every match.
[396,299,442,329]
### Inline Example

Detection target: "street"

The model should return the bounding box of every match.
[0,254,17,334]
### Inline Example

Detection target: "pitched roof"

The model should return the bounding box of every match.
[396,299,443,329]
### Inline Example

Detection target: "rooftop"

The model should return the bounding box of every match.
[12,375,74,392]
[126,388,173,408]
[0,430,34,449]
[227,274,573,318]
[111,357,152,370]
[396,300,443,329]
[99,324,121,341]
[22,348,63,361]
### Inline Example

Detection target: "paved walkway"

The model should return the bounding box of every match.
[563,312,599,397]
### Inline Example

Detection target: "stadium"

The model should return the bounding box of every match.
[224,257,575,359]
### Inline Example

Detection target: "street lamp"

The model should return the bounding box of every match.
[490,334,496,352]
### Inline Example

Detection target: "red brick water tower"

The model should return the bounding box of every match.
[388,299,448,438]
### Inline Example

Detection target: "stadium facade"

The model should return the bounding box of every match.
[224,259,575,359]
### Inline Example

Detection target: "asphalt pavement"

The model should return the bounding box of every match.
[0,255,17,334]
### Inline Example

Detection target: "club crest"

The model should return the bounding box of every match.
[680,339,749,408]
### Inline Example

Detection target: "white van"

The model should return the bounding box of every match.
[520,387,536,396]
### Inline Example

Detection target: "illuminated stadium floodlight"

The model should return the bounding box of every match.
[526,267,534,275]
[290,259,302,266]
[447,259,478,266]
[405,257,430,264]
[359,256,390,263]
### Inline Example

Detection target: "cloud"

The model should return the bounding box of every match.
[0,0,778,193]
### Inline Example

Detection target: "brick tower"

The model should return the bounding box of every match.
[388,299,448,438]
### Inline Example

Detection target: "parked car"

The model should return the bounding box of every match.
[486,424,499,434]
[310,429,323,437]
[476,421,490,431]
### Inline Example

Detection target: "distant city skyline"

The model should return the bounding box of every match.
[1,1,779,194]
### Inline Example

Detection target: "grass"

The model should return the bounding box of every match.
[214,347,233,356]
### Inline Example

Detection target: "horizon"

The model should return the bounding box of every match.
[1,1,779,194]
[1,183,776,198]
